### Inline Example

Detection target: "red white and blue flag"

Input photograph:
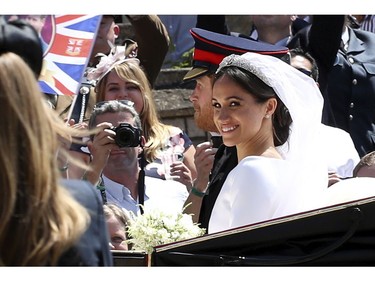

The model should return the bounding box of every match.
[38,15,101,96]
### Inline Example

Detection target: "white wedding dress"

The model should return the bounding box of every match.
[208,156,319,234]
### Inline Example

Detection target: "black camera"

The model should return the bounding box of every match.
[111,123,141,147]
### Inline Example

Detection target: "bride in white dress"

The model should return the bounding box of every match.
[208,52,329,234]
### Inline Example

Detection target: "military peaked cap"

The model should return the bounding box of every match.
[183,27,289,82]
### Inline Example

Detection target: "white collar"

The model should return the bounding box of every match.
[342,26,349,46]
[102,174,130,200]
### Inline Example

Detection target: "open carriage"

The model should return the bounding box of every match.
[149,195,375,266]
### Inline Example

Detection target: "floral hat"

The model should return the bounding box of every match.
[87,39,139,82]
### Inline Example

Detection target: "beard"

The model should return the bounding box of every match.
[194,104,219,133]
[106,149,139,172]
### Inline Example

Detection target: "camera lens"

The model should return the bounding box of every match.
[116,127,133,147]
[113,123,141,147]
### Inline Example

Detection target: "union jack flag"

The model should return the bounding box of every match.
[38,14,101,96]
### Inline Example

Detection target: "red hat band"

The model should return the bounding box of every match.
[193,48,226,68]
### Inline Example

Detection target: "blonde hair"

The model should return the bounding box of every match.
[103,203,133,250]
[103,203,131,237]
[95,60,173,162]
[0,52,90,265]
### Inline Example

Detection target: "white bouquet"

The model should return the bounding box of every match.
[126,207,205,254]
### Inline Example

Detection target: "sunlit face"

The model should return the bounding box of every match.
[106,214,128,250]
[212,74,269,147]
[189,75,219,132]
[104,71,144,114]
[91,16,119,62]
[95,111,140,171]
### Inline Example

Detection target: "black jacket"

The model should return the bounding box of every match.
[198,145,238,232]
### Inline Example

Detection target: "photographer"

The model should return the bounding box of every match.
[85,100,188,216]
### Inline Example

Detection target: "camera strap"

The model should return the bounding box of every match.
[97,175,107,205]
[138,150,146,215]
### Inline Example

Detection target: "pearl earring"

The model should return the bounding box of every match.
[265,114,270,119]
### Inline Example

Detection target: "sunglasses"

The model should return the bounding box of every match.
[94,99,135,110]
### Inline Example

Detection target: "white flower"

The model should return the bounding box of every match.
[126,206,205,254]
